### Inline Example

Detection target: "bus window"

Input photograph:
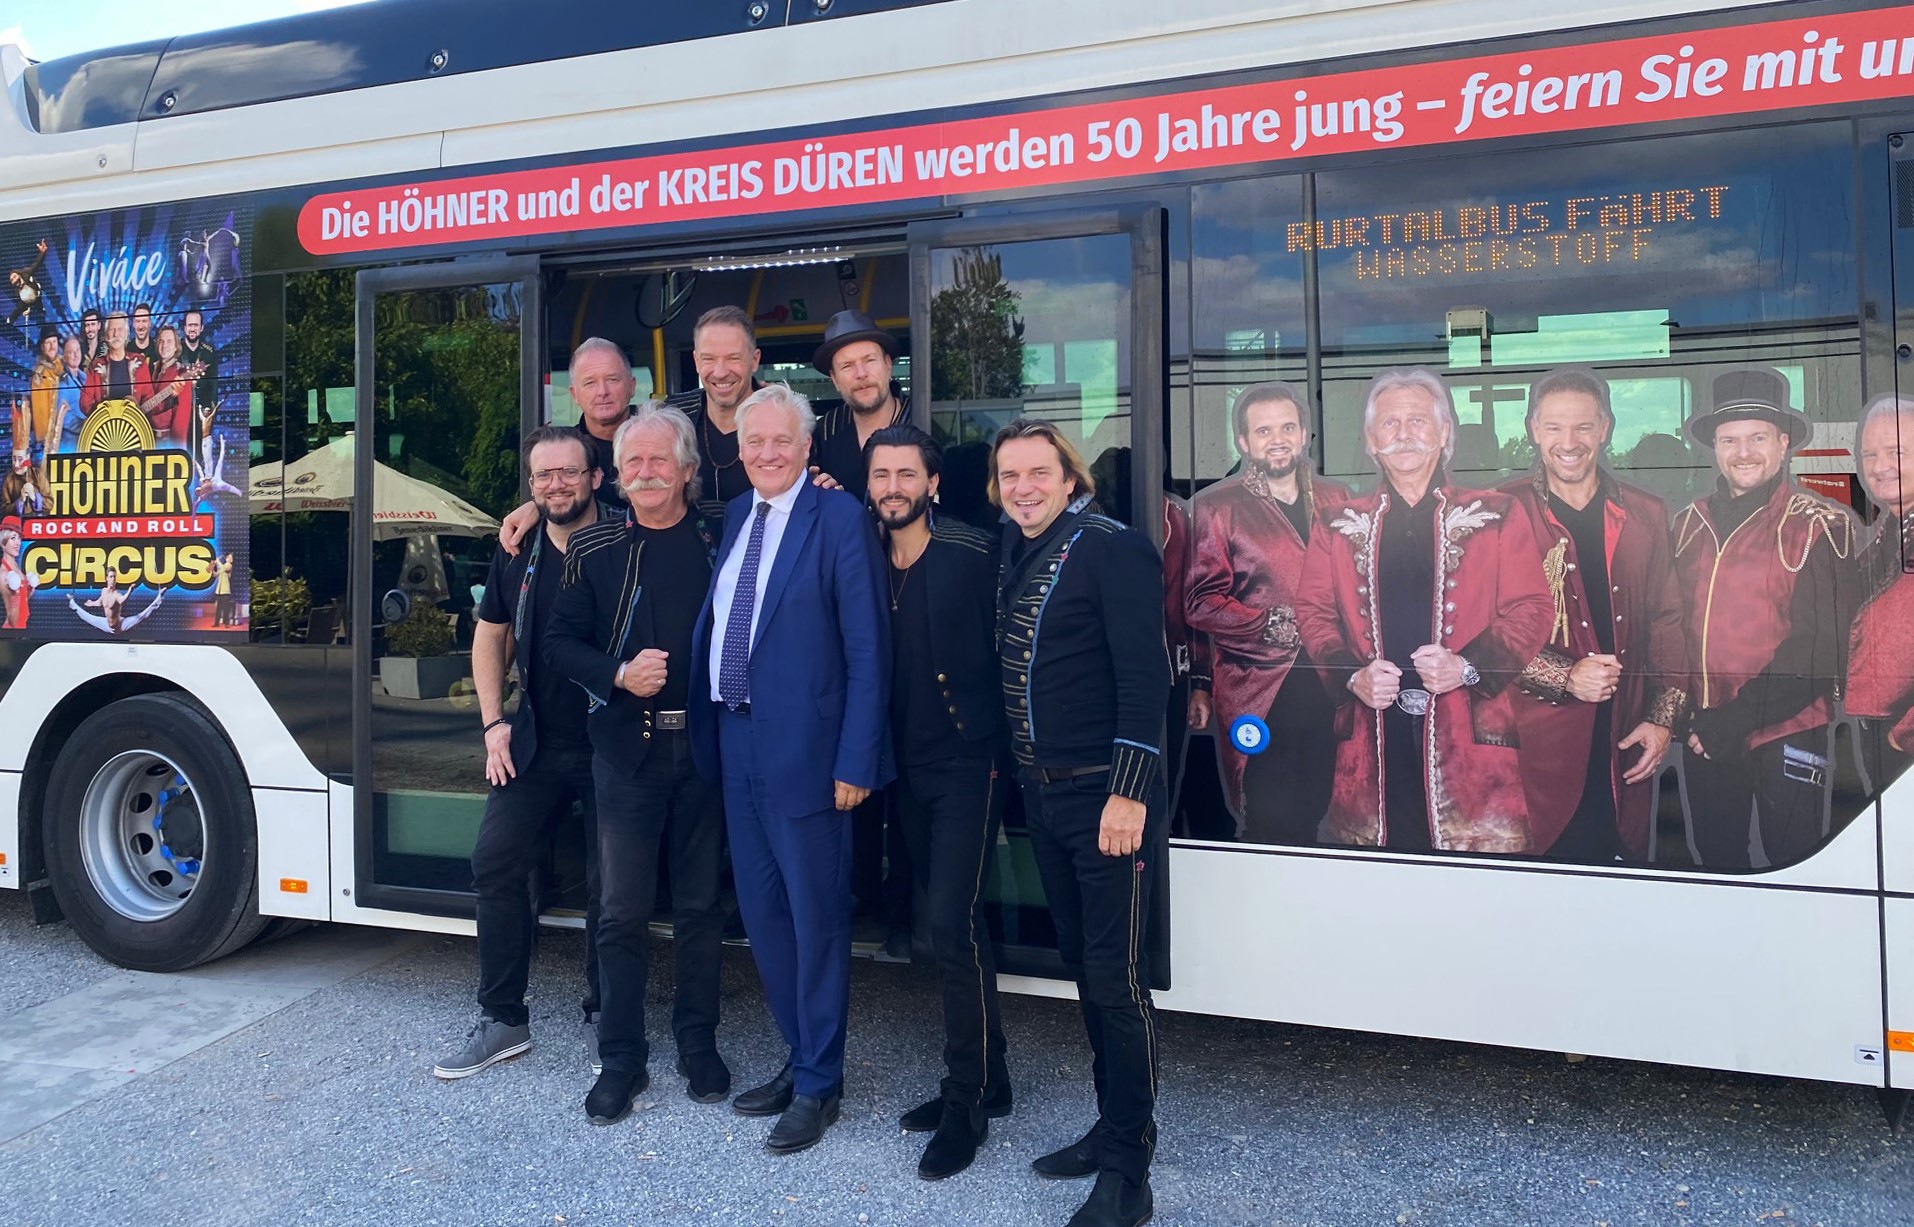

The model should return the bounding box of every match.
[923,236,1136,527]
[1183,123,1876,871]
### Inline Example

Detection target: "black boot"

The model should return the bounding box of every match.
[917,1100,986,1181]
[900,1080,1014,1131]
[1065,1170,1153,1227]
[1031,1125,1099,1180]
[583,1068,647,1125]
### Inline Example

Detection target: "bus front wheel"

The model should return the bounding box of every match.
[42,694,269,972]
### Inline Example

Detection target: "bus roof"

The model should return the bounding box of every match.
[14,0,956,136]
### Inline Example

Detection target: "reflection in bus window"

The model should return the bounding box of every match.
[925,238,1134,526]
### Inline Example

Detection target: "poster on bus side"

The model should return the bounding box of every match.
[0,202,250,639]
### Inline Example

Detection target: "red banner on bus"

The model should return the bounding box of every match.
[299,5,1914,255]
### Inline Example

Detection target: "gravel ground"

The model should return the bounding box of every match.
[1,886,1909,1227]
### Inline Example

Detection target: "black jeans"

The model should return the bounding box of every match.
[852,789,913,927]
[894,752,1010,1107]
[1686,728,1831,869]
[472,745,599,1027]
[1020,766,1165,1186]
[593,733,725,1074]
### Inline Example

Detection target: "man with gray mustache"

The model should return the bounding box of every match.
[1293,367,1554,853]
[546,401,732,1122]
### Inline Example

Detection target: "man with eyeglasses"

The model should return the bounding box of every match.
[434,425,606,1081]
[1294,367,1553,853]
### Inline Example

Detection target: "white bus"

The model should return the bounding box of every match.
[4,0,1913,1125]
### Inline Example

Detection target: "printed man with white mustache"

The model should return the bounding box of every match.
[1500,368,1688,863]
[1293,367,1553,852]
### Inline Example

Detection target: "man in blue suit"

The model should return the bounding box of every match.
[690,382,891,1154]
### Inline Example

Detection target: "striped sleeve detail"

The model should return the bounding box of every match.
[1109,738,1159,803]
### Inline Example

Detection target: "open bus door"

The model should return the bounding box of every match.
[348,258,544,918]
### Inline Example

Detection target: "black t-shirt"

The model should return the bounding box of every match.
[1378,482,1438,687]
[891,553,986,766]
[571,420,628,509]
[669,387,758,511]
[477,525,588,745]
[1274,489,1312,543]
[105,357,134,401]
[1547,491,1614,655]
[633,513,711,710]
[814,390,907,502]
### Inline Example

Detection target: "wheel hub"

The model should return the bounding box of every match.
[78,751,205,922]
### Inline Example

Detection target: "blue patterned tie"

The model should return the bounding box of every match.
[718,501,772,708]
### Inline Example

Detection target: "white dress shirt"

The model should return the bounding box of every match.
[708,473,806,702]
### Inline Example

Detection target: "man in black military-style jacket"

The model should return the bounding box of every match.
[991,418,1169,1227]
[545,401,732,1125]
[864,424,1013,1182]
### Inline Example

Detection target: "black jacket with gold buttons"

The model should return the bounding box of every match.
[997,500,1171,801]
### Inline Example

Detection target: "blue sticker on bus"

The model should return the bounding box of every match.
[1228,715,1270,756]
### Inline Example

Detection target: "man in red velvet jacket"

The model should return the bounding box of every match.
[1294,367,1553,853]
[1674,367,1858,870]
[1186,383,1350,844]
[1502,368,1689,863]
[1847,394,1914,780]
[79,312,153,417]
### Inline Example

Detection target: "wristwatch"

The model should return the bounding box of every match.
[1459,657,1481,688]
[615,661,629,690]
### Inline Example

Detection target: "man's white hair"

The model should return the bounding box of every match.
[1860,392,1914,433]
[613,402,702,503]
[736,382,817,440]
[1362,366,1457,462]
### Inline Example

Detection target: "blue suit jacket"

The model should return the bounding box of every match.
[690,478,893,818]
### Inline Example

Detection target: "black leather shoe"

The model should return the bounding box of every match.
[678,1050,732,1103]
[1065,1170,1153,1227]
[1031,1126,1100,1179]
[764,1093,841,1154]
[917,1101,986,1181]
[584,1068,647,1125]
[732,1065,794,1117]
[900,1082,1014,1132]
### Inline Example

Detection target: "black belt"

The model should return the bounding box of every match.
[654,709,687,730]
[724,701,750,716]
[1029,763,1110,784]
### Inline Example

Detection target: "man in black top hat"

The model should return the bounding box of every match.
[811,310,909,501]
[1671,367,1857,869]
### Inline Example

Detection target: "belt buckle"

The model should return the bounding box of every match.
[654,709,688,730]
[1395,688,1432,716]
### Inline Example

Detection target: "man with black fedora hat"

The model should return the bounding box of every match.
[811,309,909,502]
[1672,366,1858,869]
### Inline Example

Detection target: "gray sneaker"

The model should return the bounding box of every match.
[585,1011,602,1076]
[433,1018,532,1080]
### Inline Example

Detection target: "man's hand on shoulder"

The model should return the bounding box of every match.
[499,499,539,556]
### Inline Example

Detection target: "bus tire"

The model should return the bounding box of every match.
[41,694,269,972]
